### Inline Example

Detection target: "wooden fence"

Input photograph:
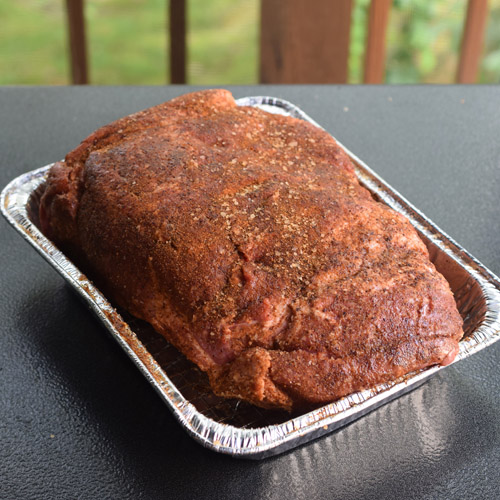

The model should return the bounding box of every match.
[65,0,490,85]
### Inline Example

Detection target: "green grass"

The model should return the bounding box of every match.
[188,0,258,84]
[0,0,258,85]
[0,0,68,84]
[0,0,499,85]
[87,0,168,84]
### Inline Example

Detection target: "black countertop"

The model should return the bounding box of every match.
[1,86,499,500]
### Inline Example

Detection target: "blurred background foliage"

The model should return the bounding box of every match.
[0,0,499,85]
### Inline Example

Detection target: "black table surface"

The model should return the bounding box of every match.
[1,85,499,500]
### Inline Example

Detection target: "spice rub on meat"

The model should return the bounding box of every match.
[39,89,463,410]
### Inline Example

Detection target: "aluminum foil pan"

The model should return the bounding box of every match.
[2,96,500,459]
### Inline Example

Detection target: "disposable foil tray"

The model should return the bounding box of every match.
[2,96,500,459]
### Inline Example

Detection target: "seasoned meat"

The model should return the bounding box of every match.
[39,89,463,410]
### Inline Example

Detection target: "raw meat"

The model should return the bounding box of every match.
[39,89,463,410]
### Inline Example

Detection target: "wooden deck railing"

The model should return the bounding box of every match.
[457,0,489,83]
[65,0,490,85]
[259,0,353,84]
[363,0,392,84]
[169,0,187,84]
[66,0,88,84]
